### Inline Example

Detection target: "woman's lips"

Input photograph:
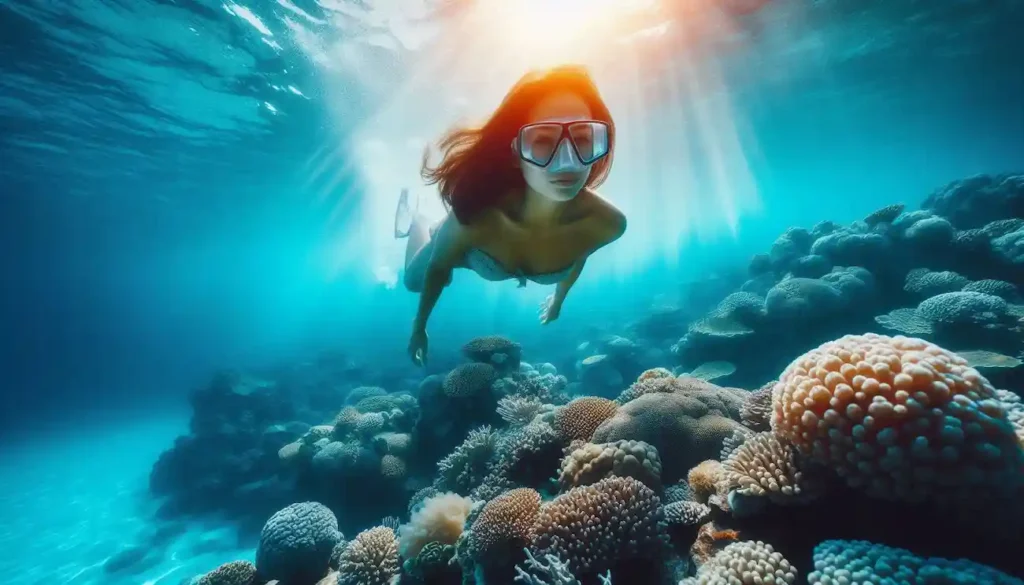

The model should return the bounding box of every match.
[551,177,578,186]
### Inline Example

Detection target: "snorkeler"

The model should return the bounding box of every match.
[394,65,626,366]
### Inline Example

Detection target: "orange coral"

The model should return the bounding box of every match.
[554,397,618,442]
[690,522,740,566]
[467,488,541,560]
[687,460,724,504]
[773,333,1023,504]
[638,367,674,382]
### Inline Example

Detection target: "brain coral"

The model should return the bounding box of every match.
[197,560,256,585]
[903,268,969,299]
[531,476,667,575]
[467,488,542,561]
[681,540,797,585]
[255,502,341,585]
[444,363,498,398]
[772,333,1024,504]
[557,439,662,491]
[338,527,400,585]
[917,291,1009,326]
[963,279,1021,301]
[553,397,618,442]
[765,277,844,321]
[807,540,1023,585]
[593,391,744,483]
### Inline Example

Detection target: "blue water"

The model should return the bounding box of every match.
[3,0,1024,582]
[0,415,252,585]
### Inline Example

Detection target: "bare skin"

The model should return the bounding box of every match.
[404,92,626,365]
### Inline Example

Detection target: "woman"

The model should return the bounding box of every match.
[395,65,626,366]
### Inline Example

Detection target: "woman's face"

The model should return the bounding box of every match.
[518,91,595,202]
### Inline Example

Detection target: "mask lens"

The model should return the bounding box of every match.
[569,121,608,164]
[520,124,563,166]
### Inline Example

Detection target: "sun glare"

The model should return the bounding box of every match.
[301,0,768,284]
[471,0,660,67]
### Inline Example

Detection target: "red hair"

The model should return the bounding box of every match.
[421,65,615,224]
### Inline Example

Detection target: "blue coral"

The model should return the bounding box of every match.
[255,502,342,585]
[807,540,1022,585]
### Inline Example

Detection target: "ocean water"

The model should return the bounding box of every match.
[2,0,1024,584]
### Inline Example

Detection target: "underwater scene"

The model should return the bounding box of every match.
[3,0,1024,584]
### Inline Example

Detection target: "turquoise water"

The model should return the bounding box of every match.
[0,415,251,585]
[3,0,1024,583]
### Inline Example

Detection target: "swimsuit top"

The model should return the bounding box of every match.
[465,248,573,287]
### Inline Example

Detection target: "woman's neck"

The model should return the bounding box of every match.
[519,187,567,226]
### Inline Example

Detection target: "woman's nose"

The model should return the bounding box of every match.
[547,138,581,172]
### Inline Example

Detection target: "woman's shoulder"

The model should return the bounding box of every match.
[579,188,627,240]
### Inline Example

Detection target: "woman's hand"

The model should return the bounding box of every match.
[408,327,429,366]
[539,294,562,324]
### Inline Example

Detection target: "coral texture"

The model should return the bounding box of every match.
[553,397,619,442]
[337,526,400,585]
[557,439,662,491]
[255,502,341,585]
[772,333,1023,504]
[681,540,796,585]
[398,492,473,559]
[531,476,667,575]
[468,488,542,561]
[444,363,498,398]
[807,540,1023,585]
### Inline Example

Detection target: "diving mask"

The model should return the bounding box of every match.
[514,120,610,169]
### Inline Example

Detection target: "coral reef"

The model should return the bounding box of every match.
[158,172,1024,585]
[255,502,342,585]
[532,476,668,577]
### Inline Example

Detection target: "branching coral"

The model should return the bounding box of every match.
[514,549,611,585]
[772,333,1024,505]
[480,420,564,498]
[435,425,497,494]
[498,394,548,426]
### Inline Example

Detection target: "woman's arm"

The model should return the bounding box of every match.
[545,206,627,320]
[552,259,586,306]
[413,214,472,332]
